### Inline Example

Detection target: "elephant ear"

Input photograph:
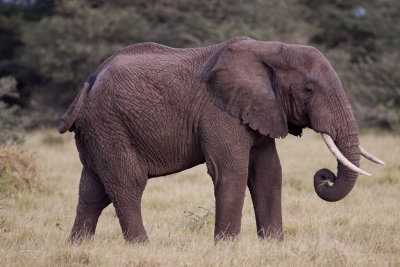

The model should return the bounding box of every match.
[206,41,288,138]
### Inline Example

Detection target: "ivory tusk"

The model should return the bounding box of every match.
[360,146,385,165]
[321,133,371,176]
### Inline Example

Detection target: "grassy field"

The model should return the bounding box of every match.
[0,128,399,266]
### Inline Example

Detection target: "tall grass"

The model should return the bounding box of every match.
[0,129,399,266]
[0,142,47,195]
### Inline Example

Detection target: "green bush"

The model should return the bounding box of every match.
[22,0,152,99]
[326,49,400,129]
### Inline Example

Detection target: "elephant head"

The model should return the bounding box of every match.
[206,39,384,202]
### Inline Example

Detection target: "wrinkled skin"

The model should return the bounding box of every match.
[60,36,361,243]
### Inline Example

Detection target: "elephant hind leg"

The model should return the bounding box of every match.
[97,145,149,243]
[69,167,111,243]
[106,179,149,243]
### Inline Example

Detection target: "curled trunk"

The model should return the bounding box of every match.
[313,93,361,202]
[314,143,360,202]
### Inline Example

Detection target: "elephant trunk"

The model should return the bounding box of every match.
[314,141,361,202]
[313,91,362,202]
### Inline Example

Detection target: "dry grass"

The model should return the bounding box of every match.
[0,128,399,266]
[0,142,47,196]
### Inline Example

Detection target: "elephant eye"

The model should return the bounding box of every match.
[304,84,315,94]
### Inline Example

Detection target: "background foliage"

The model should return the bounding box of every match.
[1,0,400,139]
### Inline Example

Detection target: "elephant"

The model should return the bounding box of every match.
[59,36,384,243]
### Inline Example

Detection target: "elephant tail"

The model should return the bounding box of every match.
[58,75,96,134]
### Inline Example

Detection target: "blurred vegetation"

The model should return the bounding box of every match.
[0,142,47,196]
[0,0,400,140]
[0,76,24,143]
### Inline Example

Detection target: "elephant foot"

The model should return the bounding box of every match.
[115,206,149,245]
[68,213,100,244]
[257,227,284,241]
[214,232,239,244]
[68,231,92,244]
[124,232,149,244]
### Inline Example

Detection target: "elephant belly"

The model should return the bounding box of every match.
[134,132,206,178]
[125,116,206,178]
[147,153,205,178]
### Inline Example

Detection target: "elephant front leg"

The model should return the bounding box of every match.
[248,138,283,240]
[200,110,254,241]
[69,167,111,243]
[214,175,248,241]
[206,154,249,241]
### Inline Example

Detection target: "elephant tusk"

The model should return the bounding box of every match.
[321,133,371,176]
[359,146,385,165]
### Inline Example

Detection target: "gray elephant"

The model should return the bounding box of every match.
[59,36,384,243]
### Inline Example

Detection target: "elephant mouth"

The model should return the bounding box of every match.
[288,122,304,137]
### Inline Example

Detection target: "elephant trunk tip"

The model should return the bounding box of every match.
[313,168,355,202]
